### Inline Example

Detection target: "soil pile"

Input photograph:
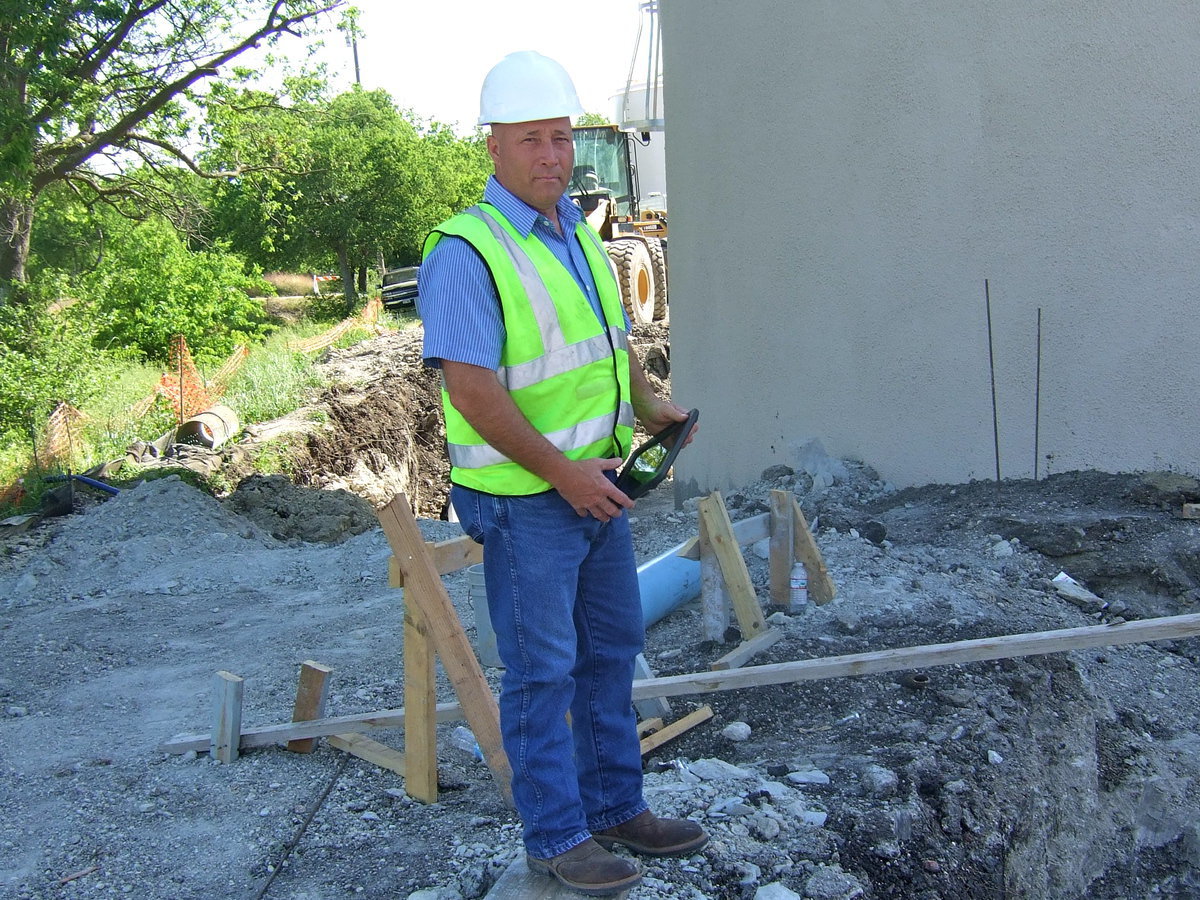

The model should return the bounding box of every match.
[2,326,1199,900]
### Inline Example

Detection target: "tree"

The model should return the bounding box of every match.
[576,112,613,126]
[0,0,347,303]
[206,86,491,310]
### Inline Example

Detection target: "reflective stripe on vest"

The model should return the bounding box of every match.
[423,204,633,494]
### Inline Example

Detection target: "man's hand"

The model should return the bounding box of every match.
[553,456,634,521]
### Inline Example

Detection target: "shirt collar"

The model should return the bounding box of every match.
[483,175,582,239]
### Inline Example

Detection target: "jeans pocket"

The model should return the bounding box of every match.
[451,486,485,544]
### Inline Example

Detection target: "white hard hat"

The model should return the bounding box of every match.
[478,51,585,125]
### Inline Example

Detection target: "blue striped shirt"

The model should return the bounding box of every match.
[418,175,615,370]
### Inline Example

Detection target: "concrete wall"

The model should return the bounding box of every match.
[661,1,1200,494]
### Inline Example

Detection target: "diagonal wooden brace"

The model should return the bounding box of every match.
[377,495,513,806]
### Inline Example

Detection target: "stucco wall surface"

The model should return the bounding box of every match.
[662,1,1200,494]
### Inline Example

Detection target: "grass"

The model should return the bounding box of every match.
[0,287,424,519]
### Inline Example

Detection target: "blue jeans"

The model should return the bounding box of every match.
[452,483,649,859]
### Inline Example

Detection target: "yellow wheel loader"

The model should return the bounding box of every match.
[569,124,668,324]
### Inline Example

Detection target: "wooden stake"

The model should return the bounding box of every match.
[211,671,243,764]
[791,495,835,605]
[378,495,513,805]
[403,599,438,803]
[698,509,731,642]
[769,490,795,608]
[287,661,332,753]
[698,492,766,639]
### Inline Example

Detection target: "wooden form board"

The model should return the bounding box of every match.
[377,495,513,804]
[161,702,465,755]
[788,494,835,606]
[630,612,1200,702]
[163,612,1200,756]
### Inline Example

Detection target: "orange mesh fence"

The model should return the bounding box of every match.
[208,345,249,400]
[36,402,87,470]
[155,335,211,421]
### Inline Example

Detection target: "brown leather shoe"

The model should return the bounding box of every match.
[593,810,710,857]
[526,838,642,896]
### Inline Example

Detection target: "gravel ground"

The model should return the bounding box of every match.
[3,328,1200,900]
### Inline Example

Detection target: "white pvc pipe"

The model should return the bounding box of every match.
[638,541,701,627]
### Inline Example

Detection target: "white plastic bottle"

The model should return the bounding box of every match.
[789,562,809,613]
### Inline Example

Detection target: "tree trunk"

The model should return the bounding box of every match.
[356,265,367,294]
[335,247,357,315]
[0,195,35,301]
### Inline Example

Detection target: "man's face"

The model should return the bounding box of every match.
[487,118,574,216]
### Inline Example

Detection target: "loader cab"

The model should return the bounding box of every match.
[569,124,641,240]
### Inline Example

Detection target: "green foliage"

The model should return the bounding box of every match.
[0,277,110,436]
[576,112,613,126]
[220,331,324,423]
[84,218,274,366]
[205,85,492,283]
[0,0,346,287]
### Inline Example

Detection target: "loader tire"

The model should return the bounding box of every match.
[645,236,668,320]
[607,238,656,325]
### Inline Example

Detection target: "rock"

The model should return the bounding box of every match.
[688,758,754,782]
[755,883,803,900]
[722,721,752,741]
[787,769,831,786]
[804,865,865,899]
[861,765,898,797]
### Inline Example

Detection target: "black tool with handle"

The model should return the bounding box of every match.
[615,408,700,501]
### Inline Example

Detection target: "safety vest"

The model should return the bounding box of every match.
[422,204,634,495]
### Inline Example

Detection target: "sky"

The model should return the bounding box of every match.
[296,0,649,133]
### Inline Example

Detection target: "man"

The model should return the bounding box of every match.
[418,51,707,897]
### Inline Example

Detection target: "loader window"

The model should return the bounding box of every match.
[571,127,634,219]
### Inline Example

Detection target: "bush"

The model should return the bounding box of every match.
[84,218,274,366]
[0,276,111,437]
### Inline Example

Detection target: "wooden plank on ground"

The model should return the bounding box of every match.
[637,717,664,738]
[378,494,513,805]
[404,599,438,803]
[699,512,730,642]
[328,732,406,777]
[287,661,332,753]
[389,535,483,587]
[485,856,632,900]
[160,701,465,755]
[639,705,714,756]
[211,671,243,764]
[630,613,1200,701]
[710,628,782,671]
[792,495,835,606]
[698,492,766,639]
[677,511,770,560]
[769,490,795,608]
